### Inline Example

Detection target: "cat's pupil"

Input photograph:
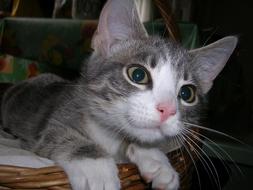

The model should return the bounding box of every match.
[180,85,196,103]
[132,68,145,82]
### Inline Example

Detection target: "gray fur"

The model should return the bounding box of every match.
[1,34,236,161]
[1,0,237,189]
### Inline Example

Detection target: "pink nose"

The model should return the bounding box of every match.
[156,103,176,123]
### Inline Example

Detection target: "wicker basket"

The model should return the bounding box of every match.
[0,0,200,189]
[0,143,197,190]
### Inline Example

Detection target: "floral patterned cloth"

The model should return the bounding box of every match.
[0,18,199,82]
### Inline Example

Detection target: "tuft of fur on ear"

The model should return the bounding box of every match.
[91,0,148,57]
[190,36,238,94]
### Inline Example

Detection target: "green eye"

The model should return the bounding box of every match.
[127,65,150,85]
[179,85,197,104]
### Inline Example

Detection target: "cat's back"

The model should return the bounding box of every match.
[2,73,65,107]
[1,73,69,140]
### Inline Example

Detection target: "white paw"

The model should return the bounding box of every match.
[150,163,179,190]
[127,144,179,190]
[57,158,120,190]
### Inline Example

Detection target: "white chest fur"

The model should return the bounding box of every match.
[85,118,122,156]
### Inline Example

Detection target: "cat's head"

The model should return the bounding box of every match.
[83,0,238,144]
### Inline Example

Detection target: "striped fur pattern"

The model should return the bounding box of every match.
[1,0,237,189]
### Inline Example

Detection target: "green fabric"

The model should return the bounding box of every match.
[178,22,200,49]
[0,18,200,82]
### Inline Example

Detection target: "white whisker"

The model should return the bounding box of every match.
[202,27,219,47]
[184,128,231,175]
[181,131,222,190]
[176,135,202,190]
[173,135,187,171]
[186,128,244,176]
[182,121,250,148]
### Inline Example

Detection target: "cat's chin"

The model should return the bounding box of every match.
[125,121,183,144]
[160,122,183,137]
[131,128,166,143]
[127,126,178,144]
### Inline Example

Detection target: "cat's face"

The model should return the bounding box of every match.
[85,38,204,143]
[83,0,237,144]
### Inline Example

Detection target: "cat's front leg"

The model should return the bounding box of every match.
[57,157,120,190]
[126,144,179,190]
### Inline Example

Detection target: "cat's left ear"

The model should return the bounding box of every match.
[91,0,148,57]
[190,36,238,94]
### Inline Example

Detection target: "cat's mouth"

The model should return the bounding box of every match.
[133,121,182,139]
[124,115,181,141]
[135,125,169,135]
[135,126,161,131]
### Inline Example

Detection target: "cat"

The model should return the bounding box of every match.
[1,0,237,189]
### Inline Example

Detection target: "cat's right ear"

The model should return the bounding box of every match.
[91,0,148,57]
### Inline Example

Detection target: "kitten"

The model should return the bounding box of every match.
[1,0,237,189]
